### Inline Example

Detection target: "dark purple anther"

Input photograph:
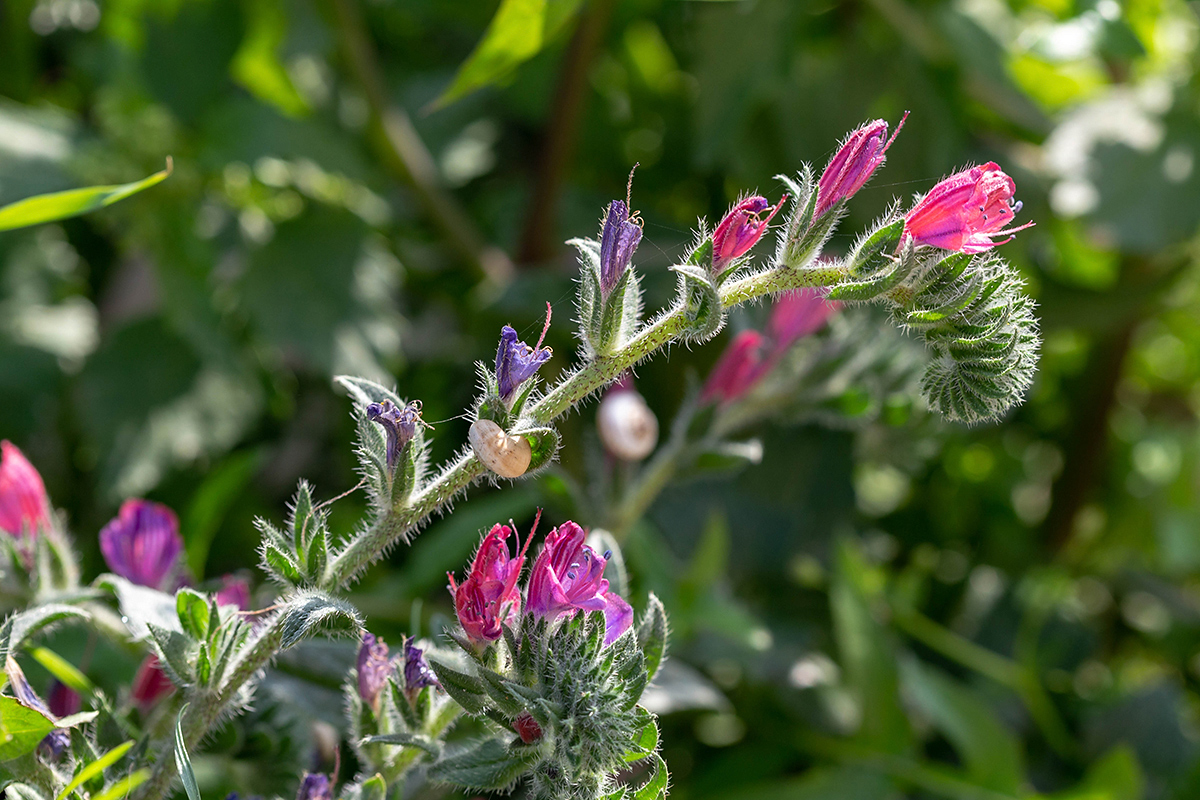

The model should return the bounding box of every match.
[598,199,643,297]
[356,632,395,709]
[494,306,553,403]
[99,499,184,591]
[366,399,422,472]
[403,637,438,695]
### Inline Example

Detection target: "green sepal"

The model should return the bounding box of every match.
[427,736,549,792]
[672,264,725,343]
[176,588,211,641]
[846,218,905,278]
[513,425,560,474]
[623,707,659,763]
[428,660,488,714]
[635,592,668,683]
[145,623,196,686]
[594,266,642,356]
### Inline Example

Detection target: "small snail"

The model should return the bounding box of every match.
[469,418,532,479]
[597,388,658,461]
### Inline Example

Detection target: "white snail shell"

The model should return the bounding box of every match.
[469,418,532,479]
[597,390,658,461]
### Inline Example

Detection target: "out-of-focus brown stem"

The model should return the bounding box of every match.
[329,0,514,284]
[516,0,617,266]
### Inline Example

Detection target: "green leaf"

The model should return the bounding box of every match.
[633,753,669,800]
[0,605,91,660]
[230,0,309,117]
[362,732,441,756]
[174,706,202,800]
[899,658,1024,794]
[56,740,134,800]
[433,0,583,109]
[0,697,55,761]
[277,591,363,649]
[26,647,95,696]
[623,709,659,762]
[636,593,668,683]
[0,161,172,232]
[426,736,545,791]
[89,770,150,800]
[355,774,387,800]
[176,588,212,641]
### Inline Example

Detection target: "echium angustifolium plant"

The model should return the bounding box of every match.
[0,113,1038,800]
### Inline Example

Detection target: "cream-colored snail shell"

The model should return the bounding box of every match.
[469,418,532,479]
[597,390,658,461]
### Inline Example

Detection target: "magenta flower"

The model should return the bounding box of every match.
[598,199,643,296]
[816,113,907,219]
[701,289,839,406]
[131,655,175,710]
[214,575,251,610]
[448,521,532,645]
[0,441,51,539]
[48,680,81,718]
[366,400,422,472]
[526,521,632,646]
[711,194,787,274]
[356,632,396,709]
[99,499,183,591]
[495,311,553,403]
[904,161,1034,253]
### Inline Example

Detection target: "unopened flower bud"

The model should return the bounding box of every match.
[711,194,787,274]
[296,773,333,800]
[356,632,395,709]
[514,711,543,744]
[596,381,658,462]
[131,655,175,710]
[816,113,907,219]
[598,199,642,297]
[100,499,183,591]
[0,441,51,539]
[403,637,438,695]
[366,399,422,472]
[904,161,1034,253]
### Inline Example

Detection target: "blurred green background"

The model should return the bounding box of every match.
[4,0,1200,797]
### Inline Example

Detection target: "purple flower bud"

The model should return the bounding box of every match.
[132,655,175,710]
[711,194,787,274]
[495,313,553,403]
[598,200,643,297]
[816,113,908,219]
[48,680,81,718]
[526,521,633,646]
[403,637,438,694]
[99,499,183,591]
[296,773,332,800]
[366,399,422,472]
[356,632,395,709]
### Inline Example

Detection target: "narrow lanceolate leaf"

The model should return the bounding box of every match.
[174,707,202,800]
[57,740,135,800]
[89,770,150,800]
[27,647,95,696]
[0,697,55,761]
[0,160,172,232]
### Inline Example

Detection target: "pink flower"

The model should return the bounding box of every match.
[904,162,1034,253]
[0,441,51,539]
[816,113,907,219]
[448,520,532,645]
[700,289,839,406]
[214,575,251,610]
[99,500,184,591]
[711,194,787,274]
[526,521,632,646]
[131,655,175,711]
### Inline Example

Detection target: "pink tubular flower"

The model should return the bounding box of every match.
[700,330,768,406]
[214,575,251,610]
[768,289,840,346]
[131,655,175,710]
[816,113,907,219]
[99,499,183,591]
[711,194,787,274]
[526,521,632,646]
[448,519,534,645]
[904,161,1034,253]
[0,441,51,539]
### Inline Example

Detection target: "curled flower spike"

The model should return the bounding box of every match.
[366,399,423,472]
[403,637,438,695]
[356,632,396,709]
[495,306,553,403]
[598,199,643,296]
[904,161,1035,253]
[0,440,51,539]
[816,113,908,219]
[711,194,787,274]
[99,499,183,591]
[526,521,633,646]
[448,513,537,645]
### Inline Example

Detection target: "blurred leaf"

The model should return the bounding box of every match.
[184,450,263,577]
[432,0,583,110]
[831,539,913,754]
[27,647,94,696]
[230,0,309,118]
[89,771,150,800]
[899,658,1024,794]
[0,697,54,761]
[56,740,134,800]
[277,591,362,649]
[175,707,203,800]
[713,765,897,800]
[0,162,170,232]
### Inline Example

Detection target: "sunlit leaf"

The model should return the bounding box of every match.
[0,160,172,232]
[57,740,134,800]
[0,697,55,761]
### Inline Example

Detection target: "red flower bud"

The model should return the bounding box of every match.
[711,194,787,274]
[816,113,907,218]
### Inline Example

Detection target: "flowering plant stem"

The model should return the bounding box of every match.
[327,259,848,589]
